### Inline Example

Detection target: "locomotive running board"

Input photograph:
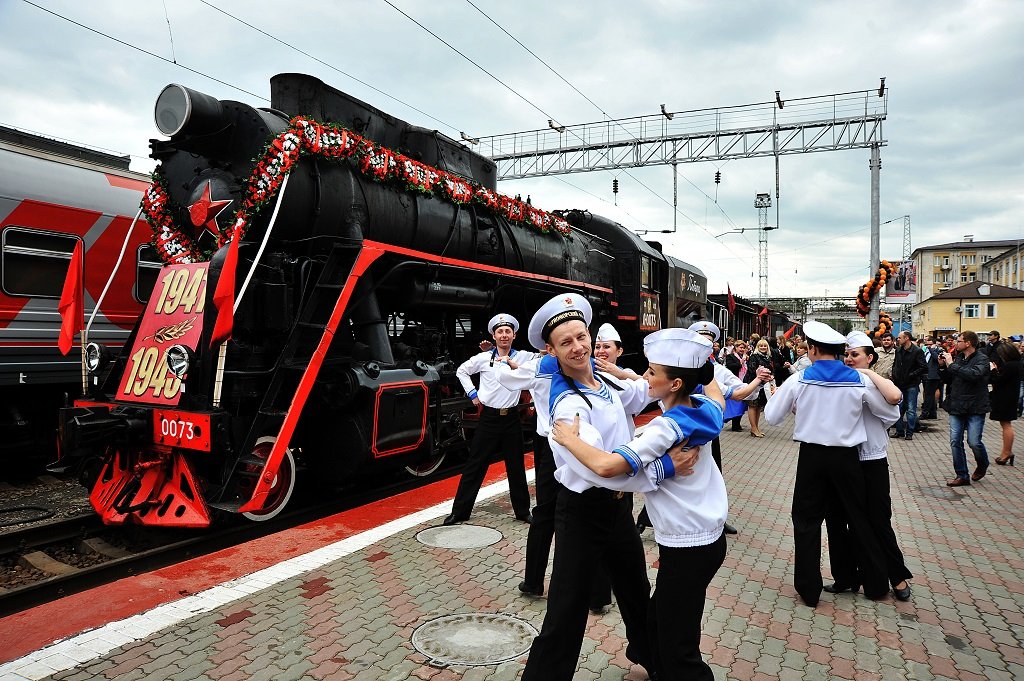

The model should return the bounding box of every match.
[237,244,385,514]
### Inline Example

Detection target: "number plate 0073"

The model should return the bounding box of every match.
[153,410,212,451]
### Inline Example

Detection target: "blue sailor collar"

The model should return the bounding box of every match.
[661,398,724,448]
[548,365,611,415]
[800,359,861,386]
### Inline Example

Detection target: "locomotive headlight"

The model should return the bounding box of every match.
[84,343,110,373]
[165,344,193,379]
[155,84,225,137]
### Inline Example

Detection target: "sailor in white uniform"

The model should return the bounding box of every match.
[824,331,912,601]
[444,313,539,525]
[551,328,728,681]
[764,320,897,606]
[519,294,689,681]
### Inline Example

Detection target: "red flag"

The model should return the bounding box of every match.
[58,241,84,355]
[758,306,769,317]
[783,322,798,339]
[210,224,241,347]
[726,283,736,316]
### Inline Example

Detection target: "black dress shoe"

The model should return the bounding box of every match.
[893,583,912,601]
[823,583,860,594]
[971,465,988,481]
[515,511,533,524]
[589,604,610,615]
[518,580,543,597]
[723,522,738,535]
[442,514,465,526]
[947,477,970,487]
[636,519,648,533]
[904,433,913,441]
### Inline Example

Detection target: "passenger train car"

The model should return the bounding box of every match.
[0,127,158,471]
[57,74,706,526]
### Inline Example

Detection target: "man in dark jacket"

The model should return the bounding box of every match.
[893,331,928,440]
[939,330,991,487]
[921,336,943,419]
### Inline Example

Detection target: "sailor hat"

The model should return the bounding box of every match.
[803,320,846,345]
[528,293,593,350]
[488,313,519,334]
[846,331,874,349]
[687,320,721,342]
[643,328,714,369]
[595,323,622,344]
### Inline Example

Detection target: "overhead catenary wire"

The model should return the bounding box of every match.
[20,0,268,102]
[198,0,461,135]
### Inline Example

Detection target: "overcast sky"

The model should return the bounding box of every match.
[1,0,1021,300]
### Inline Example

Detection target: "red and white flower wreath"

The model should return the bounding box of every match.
[142,116,573,265]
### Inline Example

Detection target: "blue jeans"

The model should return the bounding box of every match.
[895,385,919,435]
[948,413,990,480]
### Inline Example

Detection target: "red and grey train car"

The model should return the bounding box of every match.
[57,74,705,527]
[0,127,159,471]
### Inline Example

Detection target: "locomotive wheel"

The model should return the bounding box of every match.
[242,436,296,522]
[404,451,446,477]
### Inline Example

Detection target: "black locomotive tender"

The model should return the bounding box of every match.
[57,73,707,527]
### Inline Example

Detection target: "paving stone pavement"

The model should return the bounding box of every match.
[11,412,1024,680]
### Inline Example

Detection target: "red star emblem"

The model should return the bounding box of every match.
[188,181,232,238]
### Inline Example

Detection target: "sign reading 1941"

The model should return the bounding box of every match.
[117,263,208,406]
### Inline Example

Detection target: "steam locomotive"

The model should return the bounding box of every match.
[0,127,157,471]
[57,73,705,527]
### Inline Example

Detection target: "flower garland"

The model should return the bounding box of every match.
[142,115,572,264]
[856,260,895,337]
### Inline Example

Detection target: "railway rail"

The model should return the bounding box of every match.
[0,455,472,616]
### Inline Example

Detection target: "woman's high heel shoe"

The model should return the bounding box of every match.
[995,454,1015,466]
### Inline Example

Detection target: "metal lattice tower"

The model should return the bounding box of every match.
[755,193,772,303]
[900,215,912,326]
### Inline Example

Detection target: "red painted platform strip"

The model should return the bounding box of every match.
[0,453,534,662]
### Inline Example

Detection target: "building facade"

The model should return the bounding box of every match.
[980,245,1024,291]
[910,238,1020,304]
[912,281,1024,339]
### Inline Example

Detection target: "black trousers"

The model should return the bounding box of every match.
[649,535,727,681]
[922,378,941,417]
[792,443,888,604]
[449,408,530,521]
[521,485,653,681]
[523,436,557,591]
[825,458,913,588]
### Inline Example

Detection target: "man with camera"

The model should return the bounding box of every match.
[938,331,991,487]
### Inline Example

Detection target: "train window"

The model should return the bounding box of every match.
[1,227,81,298]
[135,245,163,303]
[640,257,651,290]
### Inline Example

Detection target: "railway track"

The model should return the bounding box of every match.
[0,457,468,617]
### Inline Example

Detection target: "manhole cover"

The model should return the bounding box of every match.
[919,486,964,501]
[417,525,503,549]
[411,613,537,666]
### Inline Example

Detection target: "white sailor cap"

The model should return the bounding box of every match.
[643,328,713,369]
[846,331,874,349]
[803,320,846,345]
[528,293,593,350]
[595,323,622,344]
[488,313,519,334]
[687,320,721,342]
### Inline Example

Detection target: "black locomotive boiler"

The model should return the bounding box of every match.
[57,73,703,527]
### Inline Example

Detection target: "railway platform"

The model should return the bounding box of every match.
[2,414,1023,681]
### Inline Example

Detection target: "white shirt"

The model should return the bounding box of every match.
[456,349,540,409]
[548,379,666,493]
[858,380,896,461]
[713,362,744,400]
[764,360,899,447]
[606,397,728,547]
[496,356,552,435]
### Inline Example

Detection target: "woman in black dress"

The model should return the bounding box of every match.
[745,339,775,437]
[990,341,1021,465]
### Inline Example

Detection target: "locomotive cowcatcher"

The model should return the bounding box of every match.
[56,73,701,527]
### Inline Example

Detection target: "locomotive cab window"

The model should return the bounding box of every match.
[1,227,81,298]
[135,244,163,303]
[640,256,651,290]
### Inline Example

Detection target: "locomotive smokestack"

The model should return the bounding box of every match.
[154,84,226,137]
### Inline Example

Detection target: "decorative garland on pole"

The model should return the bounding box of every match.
[141,116,573,265]
[856,260,895,337]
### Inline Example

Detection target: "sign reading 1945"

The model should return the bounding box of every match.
[117,263,208,406]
